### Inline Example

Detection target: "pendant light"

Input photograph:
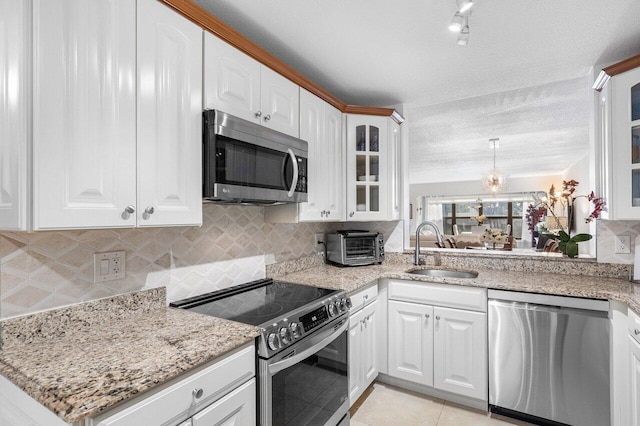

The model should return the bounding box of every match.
[482,139,506,196]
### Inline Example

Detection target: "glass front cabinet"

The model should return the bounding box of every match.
[606,65,640,219]
[346,115,400,221]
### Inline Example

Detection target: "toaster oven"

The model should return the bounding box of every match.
[326,231,384,266]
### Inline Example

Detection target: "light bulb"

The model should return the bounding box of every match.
[449,13,464,32]
[459,0,474,13]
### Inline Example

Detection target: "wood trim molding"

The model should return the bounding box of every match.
[603,53,640,78]
[159,0,404,121]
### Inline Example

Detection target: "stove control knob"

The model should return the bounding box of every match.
[328,302,337,317]
[346,298,352,309]
[290,322,301,339]
[267,333,281,351]
[339,298,346,312]
[279,327,292,345]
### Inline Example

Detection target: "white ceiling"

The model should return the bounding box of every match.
[193,0,640,183]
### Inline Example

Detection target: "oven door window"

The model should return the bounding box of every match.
[271,331,348,425]
[345,237,376,259]
[215,136,290,191]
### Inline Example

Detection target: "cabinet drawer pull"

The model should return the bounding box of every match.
[635,329,640,336]
[192,388,204,399]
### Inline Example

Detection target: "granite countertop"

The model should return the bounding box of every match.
[0,288,260,424]
[274,261,640,314]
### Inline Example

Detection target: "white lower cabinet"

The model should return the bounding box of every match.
[349,288,379,406]
[433,306,486,400]
[388,300,434,386]
[89,345,255,426]
[630,333,640,425]
[387,280,487,403]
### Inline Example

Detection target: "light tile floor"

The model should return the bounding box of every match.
[350,382,533,426]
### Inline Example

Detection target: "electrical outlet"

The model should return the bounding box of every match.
[315,233,324,246]
[615,235,631,254]
[94,251,126,283]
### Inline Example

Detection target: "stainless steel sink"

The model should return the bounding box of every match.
[408,269,478,279]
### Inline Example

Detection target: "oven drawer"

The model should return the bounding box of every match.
[349,283,378,313]
[93,345,255,426]
[388,279,487,312]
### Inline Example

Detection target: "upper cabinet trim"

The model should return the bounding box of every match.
[158,0,403,122]
[594,53,640,92]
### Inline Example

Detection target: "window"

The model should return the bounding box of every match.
[442,201,523,239]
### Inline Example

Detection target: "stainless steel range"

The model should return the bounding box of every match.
[170,279,351,426]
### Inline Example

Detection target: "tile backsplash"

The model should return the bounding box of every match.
[0,205,403,319]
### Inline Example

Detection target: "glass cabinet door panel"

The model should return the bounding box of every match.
[356,125,366,151]
[370,126,379,152]
[633,169,640,207]
[369,156,379,181]
[356,186,366,211]
[370,186,379,211]
[632,83,640,121]
[356,155,366,181]
[633,126,640,164]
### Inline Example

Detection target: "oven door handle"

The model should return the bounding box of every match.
[285,148,299,198]
[269,318,348,375]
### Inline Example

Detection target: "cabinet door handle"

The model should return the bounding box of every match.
[435,316,441,320]
[349,211,354,217]
[326,210,331,216]
[121,205,135,220]
[255,111,262,118]
[142,206,155,220]
[264,114,271,121]
[424,314,430,319]
[192,388,204,399]
[635,329,640,336]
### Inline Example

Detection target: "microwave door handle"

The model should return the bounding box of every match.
[286,148,299,198]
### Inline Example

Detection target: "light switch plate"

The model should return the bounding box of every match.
[94,251,126,283]
[615,235,631,254]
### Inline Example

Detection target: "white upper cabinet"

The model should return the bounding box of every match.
[203,32,261,123]
[0,0,29,230]
[32,0,137,229]
[299,89,345,221]
[137,0,203,227]
[4,0,203,231]
[606,66,640,219]
[346,115,389,221]
[204,32,299,137]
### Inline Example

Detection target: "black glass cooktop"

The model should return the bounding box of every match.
[169,279,336,326]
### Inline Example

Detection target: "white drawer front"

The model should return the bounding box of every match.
[349,283,378,313]
[630,309,640,344]
[388,279,487,312]
[96,345,255,426]
[192,378,256,426]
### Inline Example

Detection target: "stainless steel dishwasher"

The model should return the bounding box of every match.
[488,290,610,426]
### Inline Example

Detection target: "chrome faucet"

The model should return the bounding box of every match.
[414,220,444,265]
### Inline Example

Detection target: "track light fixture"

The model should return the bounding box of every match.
[449,0,475,45]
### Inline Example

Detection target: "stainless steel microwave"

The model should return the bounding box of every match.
[326,231,385,266]
[203,110,308,204]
